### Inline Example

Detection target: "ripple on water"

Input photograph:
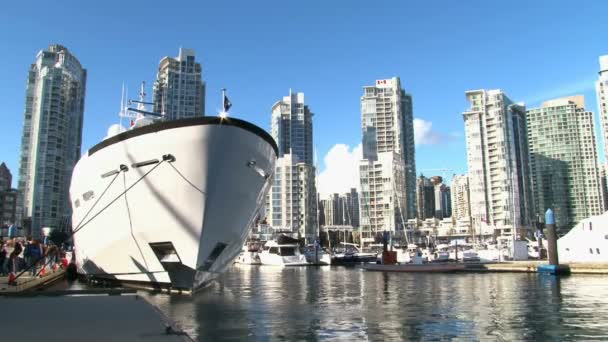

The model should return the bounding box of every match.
[132,267,608,341]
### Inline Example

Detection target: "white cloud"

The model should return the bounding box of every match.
[317,143,362,199]
[414,118,449,145]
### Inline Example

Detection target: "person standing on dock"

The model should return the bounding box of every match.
[0,238,7,275]
[10,238,23,273]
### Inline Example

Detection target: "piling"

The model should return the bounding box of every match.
[538,208,570,275]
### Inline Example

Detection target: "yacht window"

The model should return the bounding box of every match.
[605,235,608,240]
[597,248,601,254]
[565,248,570,251]
[269,247,279,254]
[590,222,593,231]
[590,248,593,254]
[280,247,296,256]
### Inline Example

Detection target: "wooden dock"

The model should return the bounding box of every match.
[0,268,65,293]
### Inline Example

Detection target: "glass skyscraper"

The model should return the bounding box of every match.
[153,48,205,120]
[527,96,604,233]
[18,44,86,237]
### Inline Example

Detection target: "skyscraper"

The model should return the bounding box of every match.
[18,44,86,236]
[153,48,205,120]
[0,163,11,191]
[271,91,314,164]
[430,176,451,219]
[595,55,608,211]
[595,55,608,164]
[359,77,415,239]
[527,96,604,232]
[416,175,435,220]
[450,174,471,222]
[267,91,317,242]
[0,162,17,226]
[463,89,533,236]
[345,188,360,228]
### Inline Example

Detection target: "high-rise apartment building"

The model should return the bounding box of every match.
[430,176,451,219]
[0,162,17,226]
[0,163,11,191]
[527,96,604,232]
[359,77,415,240]
[463,89,533,236]
[595,55,608,211]
[416,175,435,220]
[266,154,317,241]
[319,189,360,228]
[345,188,360,228]
[450,174,471,222]
[268,91,317,242]
[271,91,314,164]
[595,55,608,164]
[18,45,86,237]
[153,48,205,120]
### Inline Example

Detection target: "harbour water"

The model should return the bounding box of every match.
[147,266,608,341]
[55,266,608,341]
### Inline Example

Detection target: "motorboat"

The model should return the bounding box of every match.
[235,241,264,265]
[331,243,378,264]
[258,240,309,266]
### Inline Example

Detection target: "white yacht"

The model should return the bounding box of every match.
[258,240,309,266]
[558,211,608,263]
[430,244,450,262]
[235,241,264,265]
[70,86,277,291]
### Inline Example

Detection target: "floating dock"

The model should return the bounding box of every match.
[361,261,608,274]
[362,263,466,272]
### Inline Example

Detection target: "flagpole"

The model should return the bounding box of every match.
[221,88,226,113]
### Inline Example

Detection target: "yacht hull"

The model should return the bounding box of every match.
[69,117,277,291]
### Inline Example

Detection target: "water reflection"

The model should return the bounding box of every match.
[135,267,608,341]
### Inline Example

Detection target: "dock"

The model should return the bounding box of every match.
[0,268,65,293]
[464,261,608,274]
[0,290,193,341]
[361,261,608,274]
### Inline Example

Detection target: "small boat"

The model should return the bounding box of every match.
[362,263,467,272]
[396,244,426,264]
[331,243,378,264]
[303,245,332,265]
[235,241,264,265]
[448,243,480,262]
[258,240,309,266]
[430,244,450,262]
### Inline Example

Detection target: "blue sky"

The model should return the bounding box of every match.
[1,1,607,195]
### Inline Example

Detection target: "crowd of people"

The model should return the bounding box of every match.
[0,237,65,278]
